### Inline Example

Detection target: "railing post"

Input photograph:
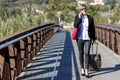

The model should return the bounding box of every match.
[30,34,35,59]
[35,33,39,54]
[8,45,16,80]
[97,27,101,41]
[23,38,29,67]
[106,29,110,48]
[115,32,118,54]
[100,28,102,42]
[44,29,47,43]
[40,31,43,49]
[95,27,99,40]
[26,36,31,63]
[109,30,115,51]
[37,31,41,51]
[41,30,45,47]
[104,28,107,46]
[102,29,106,45]
[108,29,111,49]
[116,33,120,55]
[0,48,11,80]
[20,39,26,70]
[14,42,22,79]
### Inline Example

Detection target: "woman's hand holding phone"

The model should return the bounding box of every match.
[79,12,83,18]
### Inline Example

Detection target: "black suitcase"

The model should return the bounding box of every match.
[89,43,101,70]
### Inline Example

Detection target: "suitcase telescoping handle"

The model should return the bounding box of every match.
[91,42,98,56]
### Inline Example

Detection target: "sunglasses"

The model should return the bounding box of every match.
[80,8,86,11]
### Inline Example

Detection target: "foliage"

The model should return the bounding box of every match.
[86,4,108,23]
[0,0,16,3]
[104,0,118,9]
[110,4,120,25]
[0,5,43,38]
[40,0,76,24]
[0,0,120,38]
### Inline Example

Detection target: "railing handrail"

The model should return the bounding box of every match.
[0,26,51,50]
[95,23,120,28]
[95,23,120,33]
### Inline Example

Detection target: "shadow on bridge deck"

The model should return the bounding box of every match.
[17,30,80,80]
[17,30,120,80]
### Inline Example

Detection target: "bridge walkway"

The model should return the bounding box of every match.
[17,30,120,80]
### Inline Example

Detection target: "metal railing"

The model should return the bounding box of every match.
[95,23,120,55]
[0,23,59,80]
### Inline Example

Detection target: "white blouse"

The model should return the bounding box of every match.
[77,16,90,40]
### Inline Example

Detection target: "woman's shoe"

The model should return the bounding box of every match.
[81,74,85,76]
[85,74,90,78]
[84,69,90,78]
[81,69,85,76]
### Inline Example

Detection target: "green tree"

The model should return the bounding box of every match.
[85,4,108,23]
[0,0,17,3]
[41,0,76,24]
[110,4,120,25]
[104,0,117,9]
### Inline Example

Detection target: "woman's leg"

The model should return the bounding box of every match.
[84,40,92,77]
[84,40,91,69]
[77,40,84,69]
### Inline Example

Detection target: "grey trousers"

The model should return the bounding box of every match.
[77,40,92,69]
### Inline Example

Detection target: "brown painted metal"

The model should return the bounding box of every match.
[0,23,58,80]
[0,48,11,80]
[95,24,120,55]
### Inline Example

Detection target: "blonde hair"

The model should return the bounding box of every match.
[79,4,86,9]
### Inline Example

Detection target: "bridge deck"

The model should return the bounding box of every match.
[17,30,120,80]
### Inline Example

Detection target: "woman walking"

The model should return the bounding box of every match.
[73,4,96,78]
